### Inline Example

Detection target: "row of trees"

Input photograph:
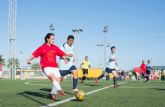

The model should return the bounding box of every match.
[0,55,40,71]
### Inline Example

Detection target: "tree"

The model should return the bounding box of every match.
[7,58,20,68]
[0,55,5,65]
[31,63,40,72]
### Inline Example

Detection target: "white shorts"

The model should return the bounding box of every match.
[43,67,61,78]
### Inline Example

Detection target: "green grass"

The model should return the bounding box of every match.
[0,79,165,107]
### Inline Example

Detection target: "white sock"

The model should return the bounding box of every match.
[50,85,58,94]
[53,81,62,91]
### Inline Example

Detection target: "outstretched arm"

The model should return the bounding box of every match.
[27,55,35,64]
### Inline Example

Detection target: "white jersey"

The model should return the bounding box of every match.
[107,53,117,69]
[58,43,75,70]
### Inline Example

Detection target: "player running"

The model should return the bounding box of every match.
[144,60,152,82]
[27,33,67,100]
[58,35,79,92]
[80,56,91,83]
[140,60,146,80]
[95,46,120,88]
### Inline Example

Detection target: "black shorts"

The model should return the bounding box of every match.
[83,69,88,75]
[60,65,77,77]
[105,67,116,73]
[146,70,150,74]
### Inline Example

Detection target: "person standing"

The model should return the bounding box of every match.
[81,56,91,83]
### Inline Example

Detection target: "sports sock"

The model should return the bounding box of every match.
[97,74,105,80]
[73,78,78,89]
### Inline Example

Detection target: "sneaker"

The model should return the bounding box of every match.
[95,78,99,84]
[113,84,120,88]
[73,88,79,93]
[49,93,57,101]
[58,90,65,96]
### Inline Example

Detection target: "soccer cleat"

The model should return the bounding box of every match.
[49,94,57,101]
[113,84,120,88]
[58,90,65,96]
[73,88,79,93]
[95,78,99,84]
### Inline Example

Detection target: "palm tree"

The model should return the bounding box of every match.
[0,55,5,65]
[31,63,40,72]
[7,58,20,68]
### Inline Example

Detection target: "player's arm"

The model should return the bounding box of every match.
[89,61,91,68]
[80,62,84,68]
[27,55,35,64]
[65,53,73,57]
[27,46,42,65]
[61,56,68,64]
[56,46,68,64]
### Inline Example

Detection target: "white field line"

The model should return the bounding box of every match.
[41,82,127,107]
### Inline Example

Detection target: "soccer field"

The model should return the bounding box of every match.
[0,79,165,107]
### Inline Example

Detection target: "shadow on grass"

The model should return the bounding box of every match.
[40,88,75,95]
[150,88,165,91]
[40,88,51,92]
[17,91,60,105]
[17,91,48,105]
[84,83,100,87]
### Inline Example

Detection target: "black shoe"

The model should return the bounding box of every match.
[49,93,57,101]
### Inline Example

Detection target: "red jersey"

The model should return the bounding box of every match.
[0,64,2,71]
[140,64,146,74]
[32,43,65,69]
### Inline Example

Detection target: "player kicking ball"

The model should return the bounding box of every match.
[95,46,120,88]
[27,33,68,101]
[58,35,79,92]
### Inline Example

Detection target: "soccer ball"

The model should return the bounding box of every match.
[75,90,85,101]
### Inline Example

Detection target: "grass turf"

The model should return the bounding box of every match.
[0,79,165,107]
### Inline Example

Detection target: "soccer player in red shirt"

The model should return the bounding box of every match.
[140,60,146,77]
[27,33,67,101]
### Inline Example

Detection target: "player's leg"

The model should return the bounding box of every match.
[81,69,88,83]
[69,65,79,92]
[95,68,109,84]
[136,72,141,80]
[112,70,120,88]
[44,67,65,100]
[145,70,150,82]
[59,70,69,83]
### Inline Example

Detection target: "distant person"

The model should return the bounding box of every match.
[145,60,152,82]
[140,60,146,78]
[81,56,91,83]
[95,46,120,88]
[27,33,67,100]
[0,64,2,79]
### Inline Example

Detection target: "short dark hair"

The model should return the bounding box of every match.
[44,33,55,43]
[147,60,151,63]
[67,35,74,40]
[111,46,116,50]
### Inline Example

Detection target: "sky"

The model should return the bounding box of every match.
[0,0,165,70]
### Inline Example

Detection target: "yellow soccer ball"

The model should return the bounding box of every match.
[75,90,85,101]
